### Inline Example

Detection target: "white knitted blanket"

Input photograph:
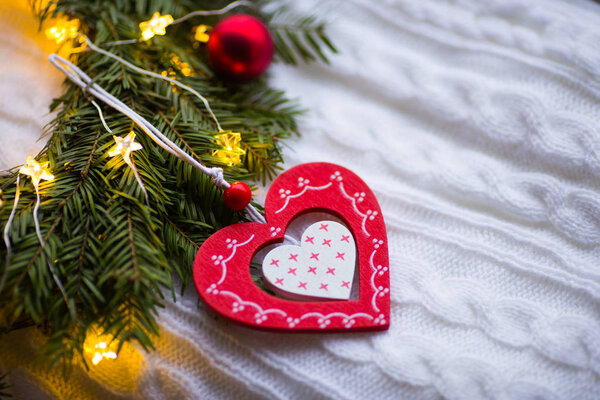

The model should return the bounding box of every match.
[1,0,600,398]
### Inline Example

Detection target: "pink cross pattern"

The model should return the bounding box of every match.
[341,281,350,288]
[336,252,345,260]
[288,253,298,262]
[310,252,320,261]
[308,266,317,275]
[305,236,315,244]
[322,239,332,247]
[287,267,297,276]
[326,267,336,276]
[270,259,280,267]
[341,235,350,243]
[275,278,284,285]
[319,223,329,231]
[298,281,307,290]
[319,283,328,291]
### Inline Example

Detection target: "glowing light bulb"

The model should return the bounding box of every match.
[19,157,55,189]
[212,131,245,166]
[45,18,80,44]
[84,331,119,366]
[139,12,174,41]
[108,131,143,165]
[194,25,211,43]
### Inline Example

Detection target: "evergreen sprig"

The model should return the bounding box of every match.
[0,0,335,368]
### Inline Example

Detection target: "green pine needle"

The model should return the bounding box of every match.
[0,0,336,367]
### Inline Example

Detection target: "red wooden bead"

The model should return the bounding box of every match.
[223,181,252,210]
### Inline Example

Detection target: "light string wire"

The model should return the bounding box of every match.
[171,0,254,24]
[33,182,72,315]
[0,175,21,296]
[101,0,255,46]
[82,36,222,132]
[49,53,266,224]
[0,172,73,316]
[91,99,149,206]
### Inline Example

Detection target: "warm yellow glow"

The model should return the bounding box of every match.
[108,131,143,165]
[19,157,55,188]
[83,331,119,366]
[194,25,211,43]
[44,17,79,44]
[170,54,193,76]
[213,131,246,166]
[162,54,194,77]
[139,12,174,41]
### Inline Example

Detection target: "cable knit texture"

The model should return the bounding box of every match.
[1,0,600,399]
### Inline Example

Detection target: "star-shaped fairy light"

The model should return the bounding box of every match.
[19,157,55,188]
[139,12,174,41]
[108,131,143,165]
[194,25,211,43]
[212,131,246,166]
[45,17,80,44]
[83,329,118,366]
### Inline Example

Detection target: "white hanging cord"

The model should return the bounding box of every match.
[49,54,223,186]
[91,100,149,206]
[171,0,255,24]
[81,35,223,132]
[49,54,266,224]
[0,175,21,297]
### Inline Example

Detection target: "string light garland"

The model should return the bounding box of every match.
[95,0,254,47]
[92,101,149,204]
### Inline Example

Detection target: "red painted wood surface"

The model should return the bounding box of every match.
[193,162,390,332]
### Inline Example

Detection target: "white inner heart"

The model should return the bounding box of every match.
[262,220,356,300]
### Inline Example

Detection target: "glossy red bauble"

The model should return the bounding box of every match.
[223,181,252,210]
[207,14,274,81]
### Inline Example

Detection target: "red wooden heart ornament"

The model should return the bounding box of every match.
[193,162,390,332]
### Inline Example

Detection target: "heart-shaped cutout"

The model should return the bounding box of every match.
[193,162,390,332]
[262,220,356,300]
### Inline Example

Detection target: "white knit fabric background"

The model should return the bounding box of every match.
[2,0,600,398]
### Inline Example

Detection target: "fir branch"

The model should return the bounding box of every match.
[0,0,336,367]
[267,7,338,65]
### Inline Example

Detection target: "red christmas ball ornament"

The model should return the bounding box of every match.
[207,14,274,81]
[223,181,252,210]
